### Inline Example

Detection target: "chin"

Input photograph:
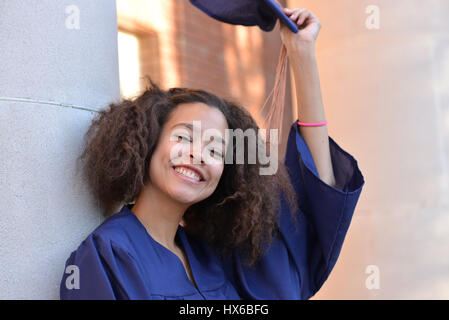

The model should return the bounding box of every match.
[168,187,203,205]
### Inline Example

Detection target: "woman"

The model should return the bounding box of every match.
[60,7,365,300]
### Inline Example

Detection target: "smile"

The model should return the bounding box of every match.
[172,165,205,183]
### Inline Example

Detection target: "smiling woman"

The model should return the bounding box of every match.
[59,2,367,299]
[73,77,298,269]
[60,3,368,298]
[60,73,364,299]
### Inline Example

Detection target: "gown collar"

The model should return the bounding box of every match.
[121,204,227,295]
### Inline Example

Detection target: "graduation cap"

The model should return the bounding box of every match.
[189,0,298,142]
[189,0,299,33]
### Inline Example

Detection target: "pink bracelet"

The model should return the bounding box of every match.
[297,120,328,127]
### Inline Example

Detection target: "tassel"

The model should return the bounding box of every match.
[260,44,288,145]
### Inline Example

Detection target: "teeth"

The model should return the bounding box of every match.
[174,167,201,181]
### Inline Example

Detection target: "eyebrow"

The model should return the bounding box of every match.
[171,122,226,145]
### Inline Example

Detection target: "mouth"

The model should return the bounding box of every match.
[171,165,205,184]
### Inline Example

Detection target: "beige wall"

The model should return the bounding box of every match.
[288,0,449,299]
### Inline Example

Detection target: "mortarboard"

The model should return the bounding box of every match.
[189,0,299,33]
[188,0,298,142]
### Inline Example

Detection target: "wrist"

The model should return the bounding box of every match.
[288,46,317,71]
[285,41,316,58]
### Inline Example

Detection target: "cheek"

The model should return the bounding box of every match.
[168,141,190,164]
[154,140,177,166]
[148,144,170,182]
[208,164,224,187]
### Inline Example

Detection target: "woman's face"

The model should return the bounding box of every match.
[148,102,229,205]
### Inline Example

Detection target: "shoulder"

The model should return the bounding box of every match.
[72,206,138,260]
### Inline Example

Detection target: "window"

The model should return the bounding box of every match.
[117,30,141,99]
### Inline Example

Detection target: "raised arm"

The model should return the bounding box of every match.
[280,7,337,188]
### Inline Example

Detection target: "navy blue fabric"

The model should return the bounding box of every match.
[189,0,278,32]
[60,120,365,300]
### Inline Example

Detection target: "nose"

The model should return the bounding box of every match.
[188,138,204,164]
[190,152,205,164]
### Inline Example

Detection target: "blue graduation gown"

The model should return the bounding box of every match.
[60,121,365,300]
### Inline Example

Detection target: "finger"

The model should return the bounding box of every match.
[303,9,319,24]
[297,10,311,26]
[283,8,299,16]
[290,9,305,22]
[290,8,307,21]
[283,8,293,16]
[284,7,299,17]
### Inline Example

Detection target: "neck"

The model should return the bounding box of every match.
[130,182,189,252]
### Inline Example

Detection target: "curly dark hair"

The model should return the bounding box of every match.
[78,77,299,267]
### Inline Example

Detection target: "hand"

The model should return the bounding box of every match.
[280,7,322,51]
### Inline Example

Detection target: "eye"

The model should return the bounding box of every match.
[209,149,223,159]
[176,135,191,143]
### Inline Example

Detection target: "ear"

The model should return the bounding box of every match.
[179,218,186,227]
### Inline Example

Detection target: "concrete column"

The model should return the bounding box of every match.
[288,0,449,299]
[0,1,120,299]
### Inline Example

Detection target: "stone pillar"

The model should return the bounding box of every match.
[0,0,120,299]
[289,0,449,299]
